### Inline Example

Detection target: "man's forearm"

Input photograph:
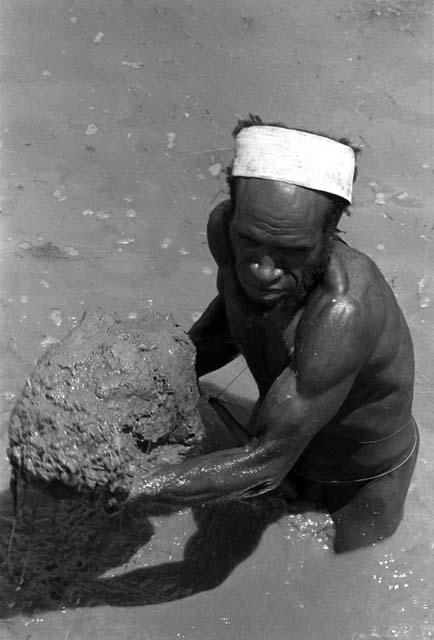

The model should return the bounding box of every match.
[137,439,288,505]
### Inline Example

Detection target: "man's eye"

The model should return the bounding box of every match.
[237,234,255,244]
[278,249,309,266]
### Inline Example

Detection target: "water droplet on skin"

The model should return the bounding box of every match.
[20,295,28,303]
[125,209,137,218]
[191,311,201,322]
[375,193,387,205]
[93,32,104,44]
[160,237,172,249]
[202,266,213,275]
[85,123,99,136]
[82,209,94,216]
[40,280,50,288]
[376,243,385,251]
[18,241,32,250]
[96,210,111,219]
[70,16,78,23]
[420,297,431,308]
[42,69,51,78]
[128,312,138,319]
[179,247,189,255]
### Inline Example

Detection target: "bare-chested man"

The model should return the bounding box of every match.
[140,116,418,553]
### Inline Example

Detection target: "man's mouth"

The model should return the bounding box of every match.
[242,281,286,300]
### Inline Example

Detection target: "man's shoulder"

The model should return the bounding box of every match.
[322,240,391,318]
[298,243,389,351]
[207,199,232,267]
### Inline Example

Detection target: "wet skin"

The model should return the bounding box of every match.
[139,179,415,508]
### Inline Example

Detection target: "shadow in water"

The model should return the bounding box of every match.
[0,482,297,615]
[0,395,301,614]
[0,395,324,615]
[75,492,292,608]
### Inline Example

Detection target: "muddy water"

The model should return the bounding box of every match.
[0,0,433,638]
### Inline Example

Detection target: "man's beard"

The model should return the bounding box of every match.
[247,235,333,320]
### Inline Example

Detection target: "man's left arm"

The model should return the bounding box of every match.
[136,297,379,504]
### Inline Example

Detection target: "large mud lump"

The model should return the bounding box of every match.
[8,306,204,499]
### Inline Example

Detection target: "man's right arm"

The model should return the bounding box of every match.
[188,294,239,377]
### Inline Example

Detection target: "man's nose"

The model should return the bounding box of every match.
[250,257,283,283]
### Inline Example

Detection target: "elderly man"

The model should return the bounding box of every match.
[141,116,418,553]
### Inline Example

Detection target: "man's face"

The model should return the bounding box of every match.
[229,178,332,308]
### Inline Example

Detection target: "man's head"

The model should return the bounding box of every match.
[227,115,359,310]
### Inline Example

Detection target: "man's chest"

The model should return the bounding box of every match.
[221,271,302,390]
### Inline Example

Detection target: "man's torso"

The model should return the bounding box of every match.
[210,202,415,481]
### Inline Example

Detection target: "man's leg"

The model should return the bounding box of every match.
[324,437,419,553]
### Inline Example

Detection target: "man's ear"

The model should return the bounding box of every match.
[207,199,233,267]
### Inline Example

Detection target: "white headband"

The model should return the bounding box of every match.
[232,126,355,203]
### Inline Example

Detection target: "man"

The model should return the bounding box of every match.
[140,116,418,553]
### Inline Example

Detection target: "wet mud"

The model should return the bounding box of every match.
[8,306,203,500]
[0,0,433,639]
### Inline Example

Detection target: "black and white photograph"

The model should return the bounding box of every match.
[0,1,432,638]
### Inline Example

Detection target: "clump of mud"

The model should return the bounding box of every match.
[8,306,204,501]
[2,306,209,611]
